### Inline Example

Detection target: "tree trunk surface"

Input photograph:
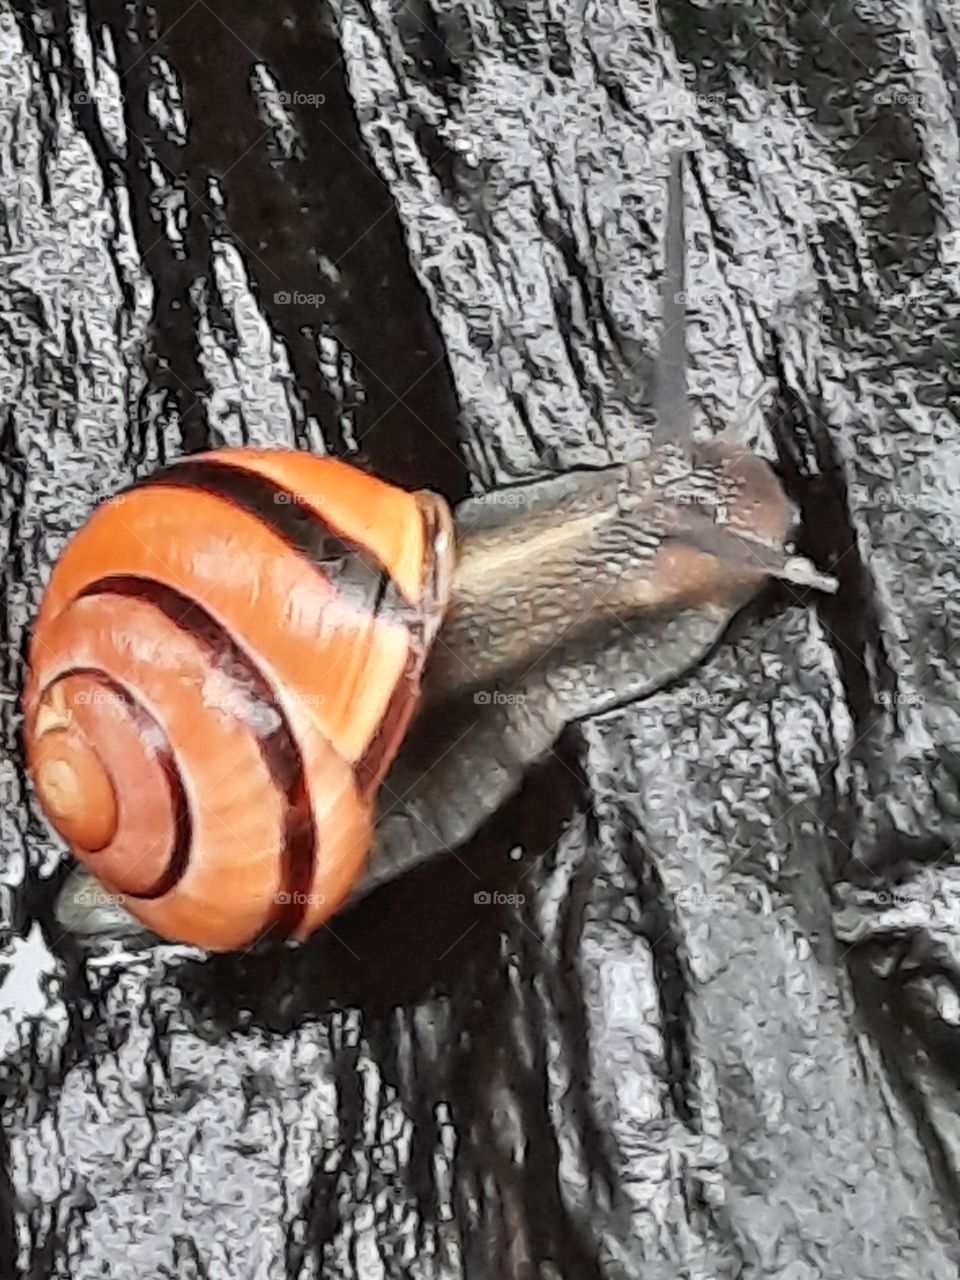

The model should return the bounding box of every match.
[2,1,959,1277]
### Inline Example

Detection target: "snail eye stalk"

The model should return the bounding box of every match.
[653,147,690,450]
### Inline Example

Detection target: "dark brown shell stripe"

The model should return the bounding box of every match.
[134,455,439,797]
[142,459,419,623]
[74,577,316,937]
[41,666,193,899]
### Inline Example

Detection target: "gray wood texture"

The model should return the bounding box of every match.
[2,1,959,1277]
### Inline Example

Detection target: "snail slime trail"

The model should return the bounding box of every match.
[34,151,837,951]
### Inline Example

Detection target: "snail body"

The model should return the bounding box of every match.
[25,151,837,951]
[369,441,836,890]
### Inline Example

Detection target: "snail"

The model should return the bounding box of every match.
[24,151,837,951]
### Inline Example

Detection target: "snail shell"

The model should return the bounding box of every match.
[23,449,454,951]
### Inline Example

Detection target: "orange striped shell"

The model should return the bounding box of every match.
[23,448,456,951]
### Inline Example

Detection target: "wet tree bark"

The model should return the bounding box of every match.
[2,0,960,1277]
